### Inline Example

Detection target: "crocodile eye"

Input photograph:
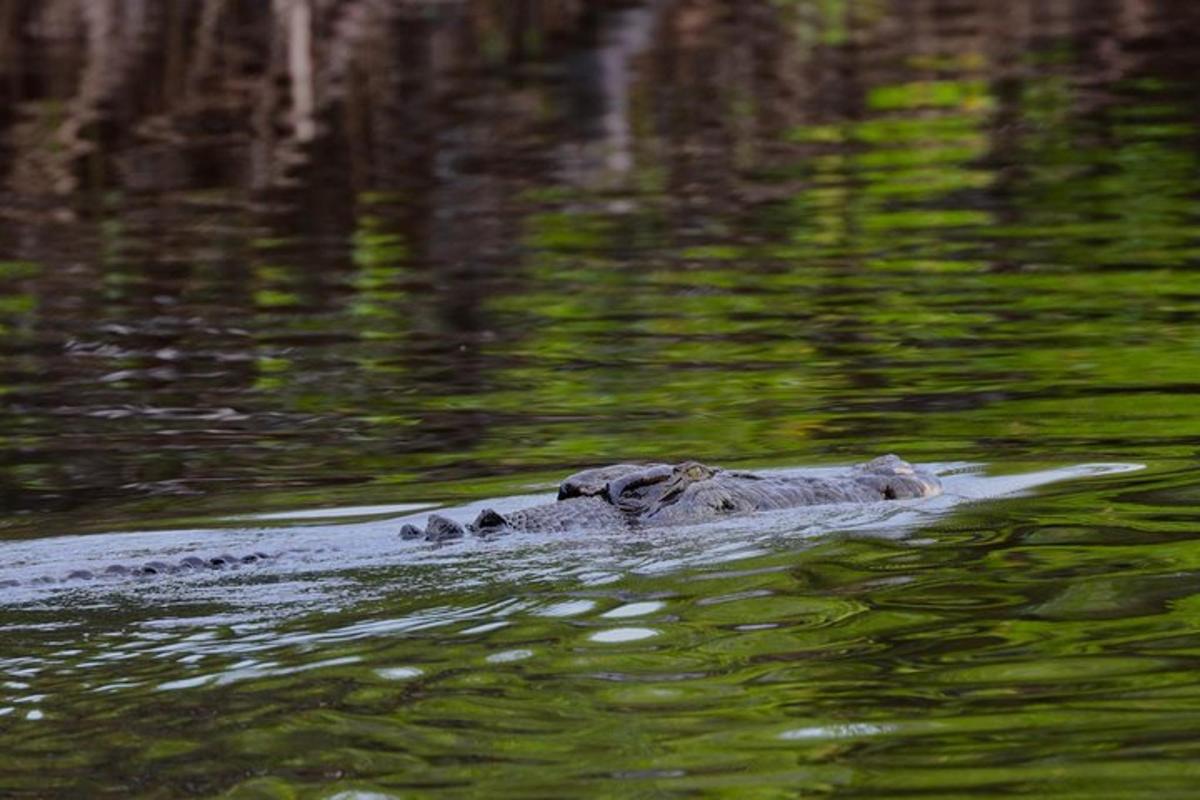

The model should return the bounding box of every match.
[687,465,707,480]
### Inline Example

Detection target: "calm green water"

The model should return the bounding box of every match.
[2,0,1200,797]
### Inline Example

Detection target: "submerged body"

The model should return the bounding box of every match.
[401,454,942,541]
[0,456,940,587]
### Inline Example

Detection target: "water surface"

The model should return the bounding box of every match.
[1,0,1200,797]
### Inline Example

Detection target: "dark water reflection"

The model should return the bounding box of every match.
[2,0,1200,796]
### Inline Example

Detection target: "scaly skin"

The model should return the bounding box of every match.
[402,454,941,541]
[0,551,277,589]
[1,456,941,586]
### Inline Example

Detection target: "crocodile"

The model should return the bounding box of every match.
[0,455,939,588]
[400,454,941,541]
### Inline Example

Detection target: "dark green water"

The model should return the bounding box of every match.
[2,1,1200,797]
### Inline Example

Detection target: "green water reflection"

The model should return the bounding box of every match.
[0,3,1196,528]
[6,468,1200,797]
[1,0,1200,796]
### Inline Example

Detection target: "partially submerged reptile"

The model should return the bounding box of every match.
[401,454,941,541]
[0,455,940,587]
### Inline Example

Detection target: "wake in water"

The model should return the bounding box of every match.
[0,461,1143,616]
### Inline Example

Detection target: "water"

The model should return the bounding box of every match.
[1,0,1200,796]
